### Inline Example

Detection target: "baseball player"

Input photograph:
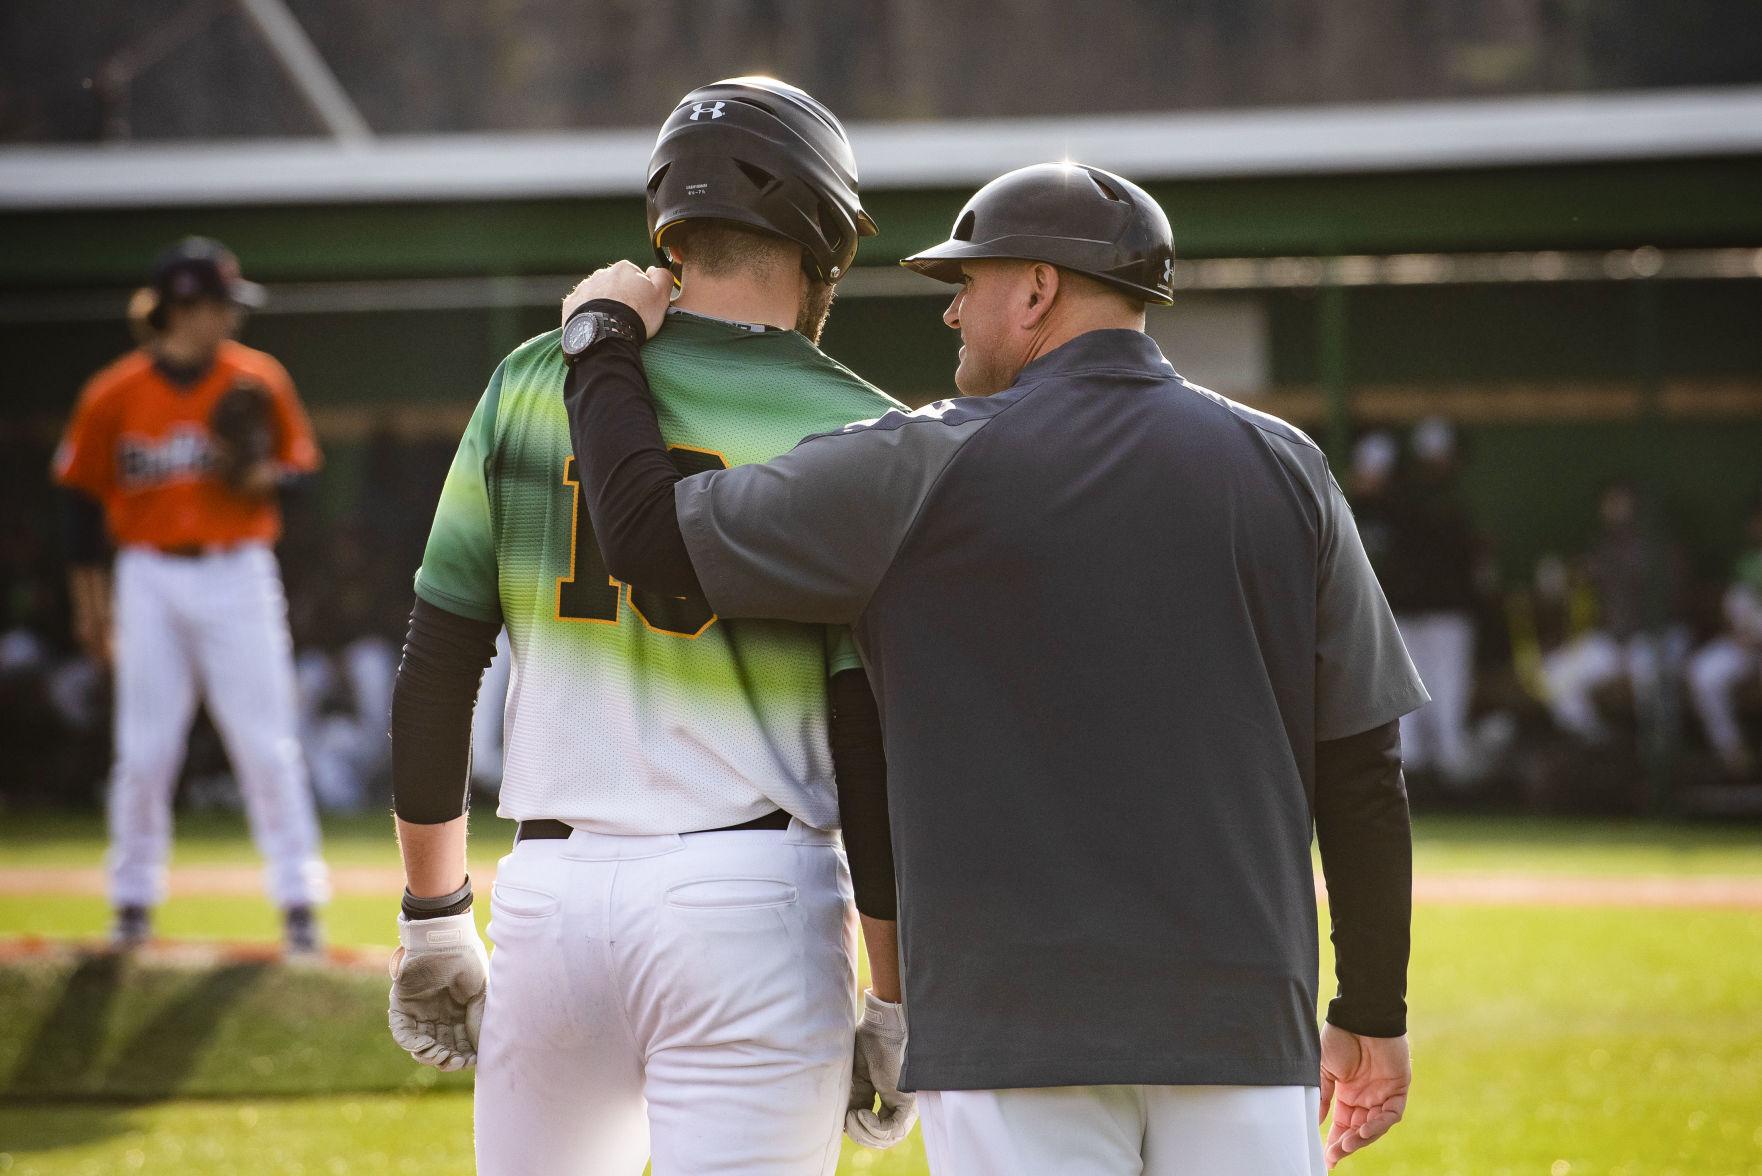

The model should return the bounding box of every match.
[53,236,329,955]
[562,161,1431,1173]
[385,77,911,1175]
[1687,499,1762,778]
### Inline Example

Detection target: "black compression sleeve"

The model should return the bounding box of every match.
[561,300,702,598]
[1314,718,1412,1037]
[61,488,109,565]
[830,668,896,920]
[390,597,502,824]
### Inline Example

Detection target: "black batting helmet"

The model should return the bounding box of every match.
[646,76,877,283]
[901,163,1175,304]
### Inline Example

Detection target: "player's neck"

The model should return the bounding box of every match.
[674,267,804,334]
[154,333,221,370]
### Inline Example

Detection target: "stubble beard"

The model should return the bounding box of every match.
[954,345,1008,397]
[796,278,838,345]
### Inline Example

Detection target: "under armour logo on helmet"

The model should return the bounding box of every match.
[689,102,726,121]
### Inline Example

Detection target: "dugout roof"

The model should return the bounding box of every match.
[2,86,1761,289]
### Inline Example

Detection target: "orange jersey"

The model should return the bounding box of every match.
[53,341,321,549]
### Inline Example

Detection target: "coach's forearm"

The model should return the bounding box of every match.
[1314,719,1412,1037]
[830,669,897,920]
[861,915,902,1003]
[397,815,469,898]
[562,300,703,597]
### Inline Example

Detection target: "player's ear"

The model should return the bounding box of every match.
[1022,263,1059,328]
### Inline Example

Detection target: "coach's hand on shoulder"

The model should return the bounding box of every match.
[1319,1023,1410,1168]
[561,261,673,341]
[388,911,490,1071]
[846,989,917,1148]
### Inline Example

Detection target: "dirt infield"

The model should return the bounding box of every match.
[4,864,1762,908]
[0,931,390,971]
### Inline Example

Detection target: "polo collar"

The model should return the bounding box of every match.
[1014,328,1175,384]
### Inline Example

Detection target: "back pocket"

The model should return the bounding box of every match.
[664,877,797,911]
[490,881,561,919]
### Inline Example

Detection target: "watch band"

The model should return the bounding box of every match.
[562,300,647,362]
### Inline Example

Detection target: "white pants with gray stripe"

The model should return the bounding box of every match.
[107,544,327,910]
[919,1084,1325,1176]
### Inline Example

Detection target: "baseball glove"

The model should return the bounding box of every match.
[209,378,278,491]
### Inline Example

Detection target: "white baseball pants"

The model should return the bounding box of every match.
[1542,628,1689,743]
[107,544,327,910]
[918,1083,1325,1176]
[473,821,858,1176]
[1688,636,1760,764]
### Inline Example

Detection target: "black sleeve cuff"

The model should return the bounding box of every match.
[569,298,650,346]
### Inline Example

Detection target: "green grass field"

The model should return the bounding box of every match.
[2,812,1760,1175]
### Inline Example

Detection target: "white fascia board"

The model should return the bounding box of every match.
[3,86,1760,210]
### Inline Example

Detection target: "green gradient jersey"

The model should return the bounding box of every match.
[414,309,903,832]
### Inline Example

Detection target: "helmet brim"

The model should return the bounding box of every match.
[229,279,268,310]
[899,236,1173,304]
[898,238,1001,284]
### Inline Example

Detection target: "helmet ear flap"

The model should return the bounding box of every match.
[654,222,683,280]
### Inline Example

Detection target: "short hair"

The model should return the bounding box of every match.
[1055,267,1146,314]
[665,219,801,278]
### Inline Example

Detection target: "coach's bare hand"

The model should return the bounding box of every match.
[1319,1024,1409,1167]
[561,262,673,340]
[388,912,489,1071]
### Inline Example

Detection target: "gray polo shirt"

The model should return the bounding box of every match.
[676,328,1428,1092]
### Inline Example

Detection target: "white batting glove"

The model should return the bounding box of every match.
[846,990,917,1148]
[388,911,489,1071]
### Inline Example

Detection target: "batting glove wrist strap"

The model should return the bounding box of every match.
[862,989,906,1037]
[401,877,474,921]
[396,908,477,949]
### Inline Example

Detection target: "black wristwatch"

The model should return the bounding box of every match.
[561,304,643,363]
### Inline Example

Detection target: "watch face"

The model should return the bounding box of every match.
[561,312,601,357]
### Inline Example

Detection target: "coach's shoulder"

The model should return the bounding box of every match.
[1180,377,1320,452]
[810,392,1007,443]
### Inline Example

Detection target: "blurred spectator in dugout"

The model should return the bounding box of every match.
[1347,432,1400,574]
[1542,479,1688,747]
[1383,418,1482,787]
[1687,499,1762,779]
